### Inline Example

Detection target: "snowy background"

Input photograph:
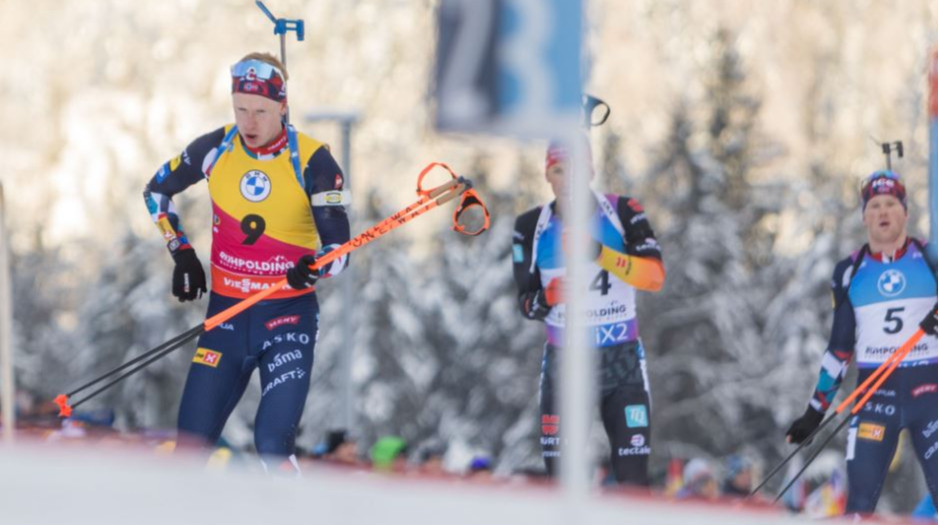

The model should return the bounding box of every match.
[0,0,935,514]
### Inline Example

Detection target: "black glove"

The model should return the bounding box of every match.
[172,249,207,302]
[785,406,824,445]
[286,254,318,290]
[520,289,552,320]
[920,305,938,336]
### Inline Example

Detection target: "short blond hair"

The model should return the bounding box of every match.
[238,52,289,81]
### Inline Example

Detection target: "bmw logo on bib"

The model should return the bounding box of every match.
[240,170,271,202]
[877,269,906,297]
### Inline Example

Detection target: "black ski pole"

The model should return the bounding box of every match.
[67,333,199,411]
[775,325,926,500]
[65,325,203,399]
[748,411,841,498]
[54,325,204,417]
[773,415,852,503]
[750,327,925,498]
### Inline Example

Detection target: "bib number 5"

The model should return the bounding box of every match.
[883,307,904,334]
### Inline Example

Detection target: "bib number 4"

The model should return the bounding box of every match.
[590,270,611,296]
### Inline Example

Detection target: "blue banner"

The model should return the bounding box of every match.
[434,0,583,137]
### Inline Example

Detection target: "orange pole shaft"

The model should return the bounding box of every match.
[849,328,924,415]
[203,281,285,331]
[202,178,464,333]
[833,330,917,414]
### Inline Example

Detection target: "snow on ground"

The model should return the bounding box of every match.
[0,440,867,525]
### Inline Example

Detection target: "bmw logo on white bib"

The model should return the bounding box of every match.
[240,170,271,202]
[877,269,906,297]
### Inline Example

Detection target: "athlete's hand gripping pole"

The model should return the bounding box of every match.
[770,324,927,502]
[54,163,489,418]
[748,320,930,500]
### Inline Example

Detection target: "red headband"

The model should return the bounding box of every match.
[231,59,286,102]
[861,170,907,211]
[545,137,593,172]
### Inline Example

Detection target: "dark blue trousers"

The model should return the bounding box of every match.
[177,292,318,460]
[846,364,937,513]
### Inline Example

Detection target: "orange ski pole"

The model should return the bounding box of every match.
[849,328,924,415]
[771,328,925,502]
[834,328,924,415]
[751,326,928,498]
[55,164,486,417]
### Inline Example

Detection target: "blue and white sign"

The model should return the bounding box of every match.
[434,0,583,137]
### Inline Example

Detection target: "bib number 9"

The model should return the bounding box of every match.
[241,214,266,245]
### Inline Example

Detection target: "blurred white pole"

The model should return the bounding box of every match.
[305,111,359,432]
[559,129,595,501]
[928,48,937,265]
[0,182,15,443]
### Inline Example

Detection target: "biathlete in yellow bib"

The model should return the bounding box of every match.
[143,52,350,472]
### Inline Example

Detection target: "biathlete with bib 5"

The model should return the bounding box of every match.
[786,169,937,516]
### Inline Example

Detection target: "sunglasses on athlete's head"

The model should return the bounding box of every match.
[230,59,285,82]
[230,59,286,102]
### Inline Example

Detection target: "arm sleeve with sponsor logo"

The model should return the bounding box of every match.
[808,257,857,413]
[596,196,665,292]
[304,147,351,279]
[512,207,551,321]
[143,127,226,257]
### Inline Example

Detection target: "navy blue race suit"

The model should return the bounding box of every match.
[802,239,936,513]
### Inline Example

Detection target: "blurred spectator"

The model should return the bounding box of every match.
[414,440,447,475]
[721,454,753,498]
[663,457,684,497]
[465,455,494,482]
[675,458,718,500]
[803,469,847,519]
[779,450,845,516]
[69,408,116,428]
[511,465,550,483]
[371,435,408,472]
[312,429,360,466]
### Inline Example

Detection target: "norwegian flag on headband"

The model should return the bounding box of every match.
[232,69,286,102]
[861,170,907,210]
